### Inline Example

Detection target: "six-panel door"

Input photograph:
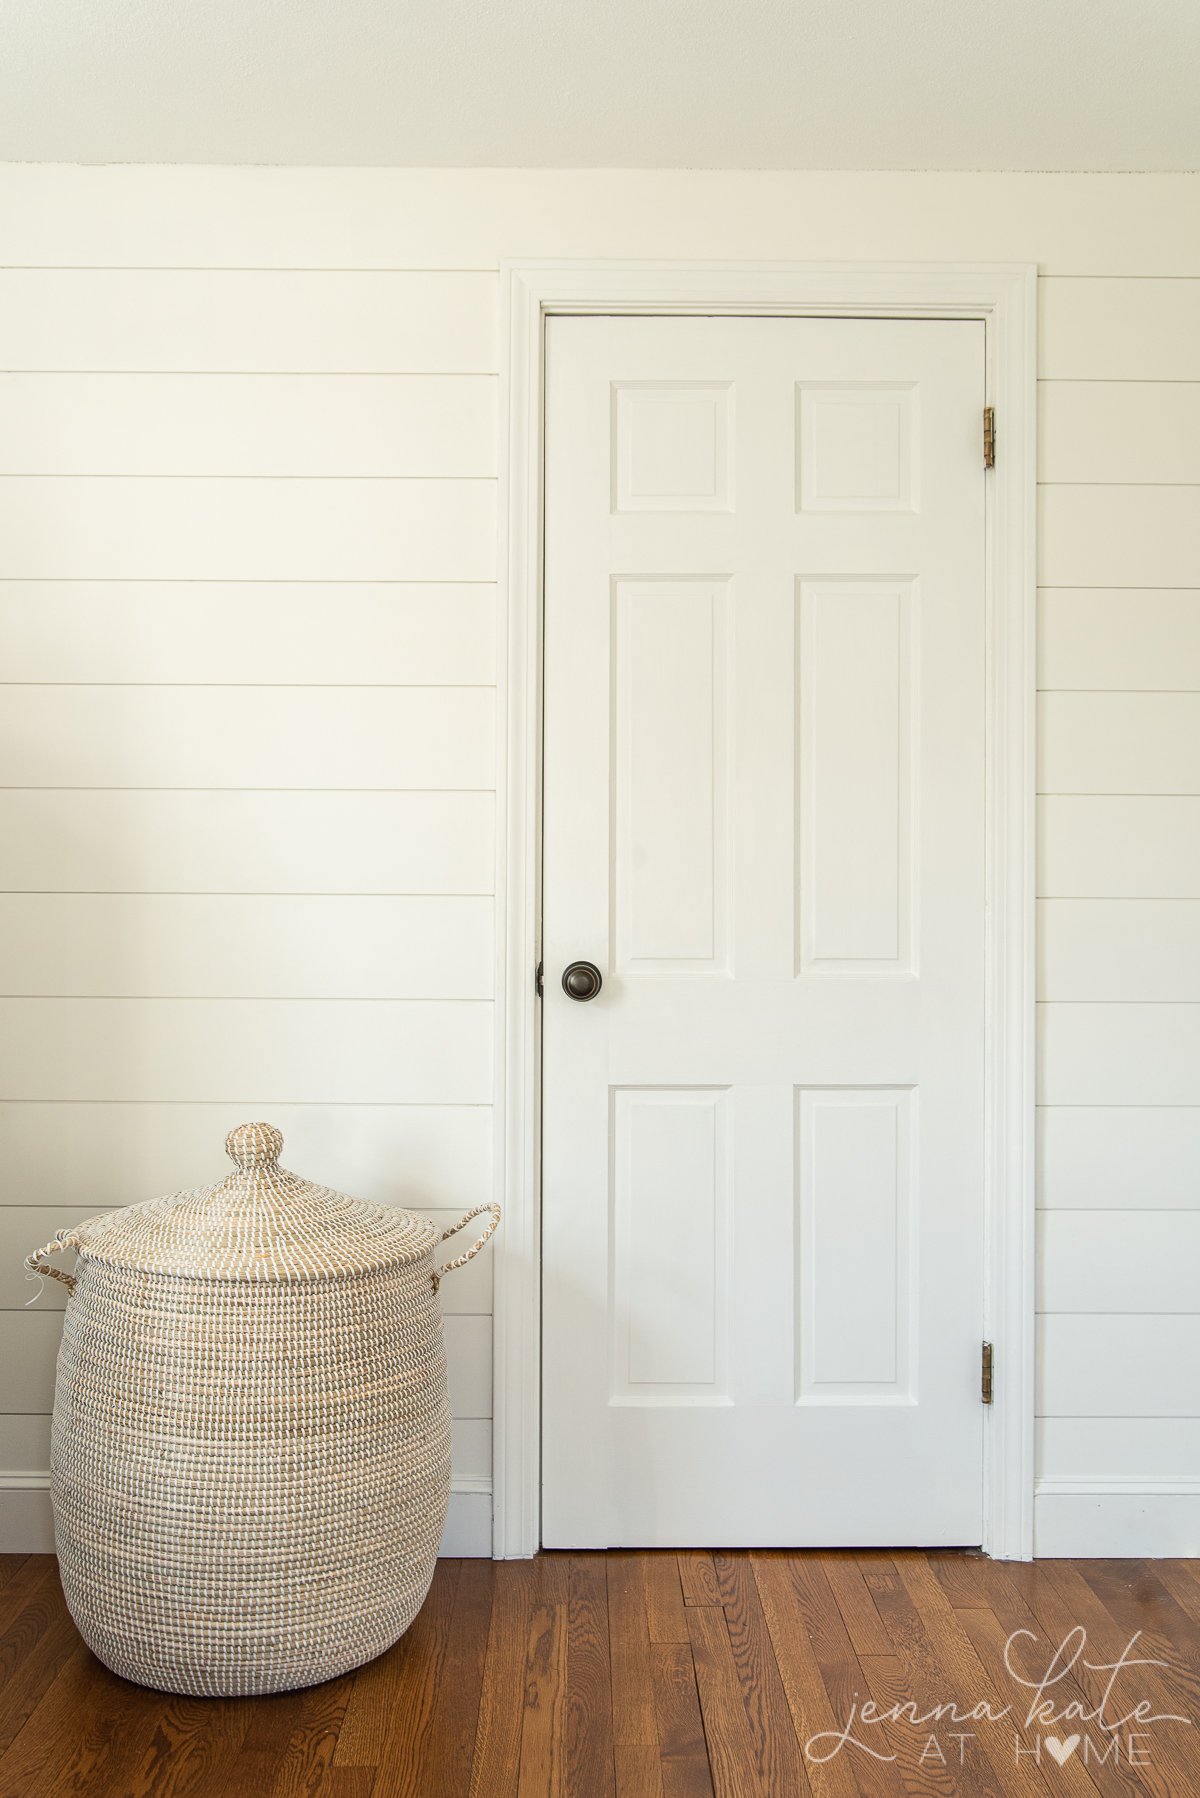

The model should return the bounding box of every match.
[542,316,986,1547]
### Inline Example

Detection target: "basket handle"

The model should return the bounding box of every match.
[432,1203,500,1293]
[24,1230,80,1297]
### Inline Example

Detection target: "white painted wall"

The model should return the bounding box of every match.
[0,169,1196,1558]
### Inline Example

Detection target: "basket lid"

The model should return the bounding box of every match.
[70,1121,441,1282]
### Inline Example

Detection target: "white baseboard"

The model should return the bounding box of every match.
[1035,1477,1200,1557]
[0,1475,494,1559]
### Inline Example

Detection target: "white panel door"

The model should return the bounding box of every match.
[541,316,986,1547]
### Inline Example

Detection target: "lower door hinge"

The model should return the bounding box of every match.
[535,960,544,997]
[981,1341,995,1405]
[983,406,996,469]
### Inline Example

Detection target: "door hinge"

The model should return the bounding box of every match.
[981,1341,994,1405]
[983,406,996,469]
[535,960,544,997]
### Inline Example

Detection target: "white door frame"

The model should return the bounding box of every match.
[494,260,1037,1561]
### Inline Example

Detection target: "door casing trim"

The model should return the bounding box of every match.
[494,260,1037,1560]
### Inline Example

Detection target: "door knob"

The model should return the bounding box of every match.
[562,961,603,1001]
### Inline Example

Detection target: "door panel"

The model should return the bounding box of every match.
[541,315,986,1547]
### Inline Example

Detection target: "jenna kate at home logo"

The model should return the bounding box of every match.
[804,1626,1193,1772]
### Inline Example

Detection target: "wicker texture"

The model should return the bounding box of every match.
[24,1122,499,1697]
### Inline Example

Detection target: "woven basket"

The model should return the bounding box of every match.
[24,1121,499,1697]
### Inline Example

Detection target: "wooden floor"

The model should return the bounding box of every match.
[1,1551,1198,1795]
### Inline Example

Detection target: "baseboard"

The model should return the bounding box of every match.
[1035,1477,1200,1557]
[0,1475,494,1559]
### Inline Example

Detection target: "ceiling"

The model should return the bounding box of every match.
[0,0,1196,171]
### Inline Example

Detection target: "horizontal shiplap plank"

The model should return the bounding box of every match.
[0,789,495,894]
[0,1311,492,1419]
[451,1419,492,1485]
[1038,589,1200,691]
[0,374,496,478]
[1039,693,1200,794]
[1039,1106,1200,1209]
[0,477,496,581]
[1038,1211,1200,1313]
[1040,486,1200,589]
[0,687,494,788]
[0,1315,60,1412]
[0,168,1196,274]
[0,1101,493,1214]
[0,895,494,1000]
[1039,899,1200,1001]
[0,269,498,373]
[1038,1417,1200,1481]
[1038,1314,1200,1417]
[0,1416,51,1472]
[0,583,496,685]
[445,1315,492,1419]
[1039,384,1200,485]
[1039,1003,1200,1105]
[1,1199,493,1314]
[1040,278,1200,381]
[1039,797,1200,898]
[0,999,492,1103]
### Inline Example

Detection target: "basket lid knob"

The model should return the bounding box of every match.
[225,1122,284,1172]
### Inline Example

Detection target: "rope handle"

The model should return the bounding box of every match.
[432,1203,500,1293]
[24,1230,80,1296]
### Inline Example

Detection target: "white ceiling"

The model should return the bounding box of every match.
[1,0,1196,171]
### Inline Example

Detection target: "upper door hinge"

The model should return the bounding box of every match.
[983,406,996,469]
[535,960,544,997]
[981,1341,994,1405]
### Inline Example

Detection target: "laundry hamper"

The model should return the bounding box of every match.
[24,1121,499,1697]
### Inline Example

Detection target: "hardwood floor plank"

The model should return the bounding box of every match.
[1086,1557,1200,1707]
[314,1772,378,1798]
[564,1554,616,1798]
[0,1552,56,1641]
[820,1553,893,1659]
[121,1693,257,1798]
[685,1604,768,1797]
[34,1662,186,1798]
[856,1653,960,1798]
[749,1553,861,1798]
[0,1556,29,1592]
[0,1642,96,1796]
[650,1643,714,1798]
[419,1558,495,1798]
[882,1555,1058,1798]
[370,1558,462,1798]
[614,1742,665,1798]
[516,1602,567,1798]
[765,1551,906,1798]
[1001,1559,1173,1798]
[335,1558,459,1774]
[608,1553,658,1749]
[712,1551,811,1796]
[1038,1559,1199,1798]
[678,1555,721,1609]
[0,1577,84,1760]
[470,1560,535,1798]
[955,1604,1134,1798]
[645,1554,690,1646]
[1153,1559,1200,1629]
[222,1675,354,1798]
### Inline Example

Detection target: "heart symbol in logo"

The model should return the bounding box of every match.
[1045,1735,1081,1766]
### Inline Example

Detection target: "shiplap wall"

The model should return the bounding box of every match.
[0,168,1196,1558]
